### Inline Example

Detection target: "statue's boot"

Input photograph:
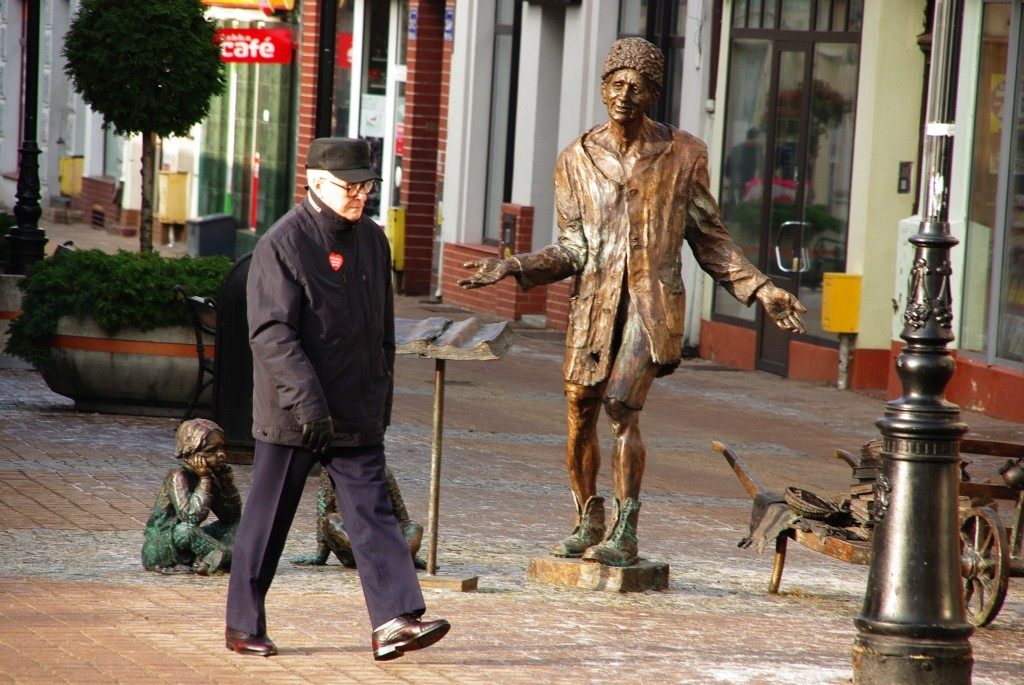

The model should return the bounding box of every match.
[549,493,605,558]
[581,497,640,567]
[194,549,225,575]
[173,522,230,574]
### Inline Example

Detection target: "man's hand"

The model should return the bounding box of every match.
[301,416,334,455]
[457,258,515,289]
[756,282,807,334]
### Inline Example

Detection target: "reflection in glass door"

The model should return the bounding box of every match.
[758,45,809,374]
[336,0,407,222]
[718,32,859,375]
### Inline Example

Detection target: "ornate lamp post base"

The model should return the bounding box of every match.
[852,1,973,682]
[854,635,972,683]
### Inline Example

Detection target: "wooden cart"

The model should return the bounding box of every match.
[714,438,1024,627]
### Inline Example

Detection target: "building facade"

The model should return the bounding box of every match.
[438,0,1024,423]
[5,0,1024,423]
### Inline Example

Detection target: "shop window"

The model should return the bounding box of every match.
[333,2,357,136]
[617,0,687,126]
[198,16,296,234]
[962,2,1024,365]
[714,0,859,343]
[734,0,862,31]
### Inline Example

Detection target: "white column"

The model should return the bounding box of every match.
[680,0,718,347]
[441,0,496,246]
[845,0,931,350]
[557,0,616,150]
[541,0,617,244]
[510,3,563,250]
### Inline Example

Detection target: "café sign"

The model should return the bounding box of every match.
[203,0,295,11]
[216,27,292,64]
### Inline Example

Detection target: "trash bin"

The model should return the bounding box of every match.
[187,214,237,258]
[213,253,254,451]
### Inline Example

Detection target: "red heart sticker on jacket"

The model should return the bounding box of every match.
[329,252,344,271]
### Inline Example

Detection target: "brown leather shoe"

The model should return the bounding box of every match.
[225,627,277,657]
[371,613,450,661]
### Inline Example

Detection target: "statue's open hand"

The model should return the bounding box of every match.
[757,282,807,334]
[457,258,512,289]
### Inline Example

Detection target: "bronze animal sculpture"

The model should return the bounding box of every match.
[292,467,426,570]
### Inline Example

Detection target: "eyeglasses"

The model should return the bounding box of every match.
[326,178,377,197]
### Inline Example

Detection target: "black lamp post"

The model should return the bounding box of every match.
[852,0,973,682]
[6,0,47,274]
[315,0,338,138]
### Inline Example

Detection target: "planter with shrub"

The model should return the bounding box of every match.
[3,248,231,416]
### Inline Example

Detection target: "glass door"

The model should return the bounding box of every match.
[718,31,859,375]
[343,0,406,222]
[756,43,811,374]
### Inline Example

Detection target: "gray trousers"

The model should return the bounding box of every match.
[226,440,425,634]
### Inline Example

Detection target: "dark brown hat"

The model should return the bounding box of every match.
[305,137,382,183]
[602,37,664,89]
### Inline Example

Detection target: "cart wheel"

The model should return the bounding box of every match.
[960,506,1009,627]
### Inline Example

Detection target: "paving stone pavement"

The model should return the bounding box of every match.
[2,221,1023,683]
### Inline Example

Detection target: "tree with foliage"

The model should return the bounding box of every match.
[63,0,226,253]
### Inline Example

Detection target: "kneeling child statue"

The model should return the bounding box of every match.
[142,419,241,575]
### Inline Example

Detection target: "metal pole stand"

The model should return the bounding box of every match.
[853,1,973,682]
[395,317,518,592]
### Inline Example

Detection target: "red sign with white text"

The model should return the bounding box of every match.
[216,28,293,64]
[203,0,295,11]
[337,33,353,69]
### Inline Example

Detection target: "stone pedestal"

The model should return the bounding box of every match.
[419,574,478,592]
[528,557,669,592]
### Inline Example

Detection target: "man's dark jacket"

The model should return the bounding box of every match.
[247,192,395,448]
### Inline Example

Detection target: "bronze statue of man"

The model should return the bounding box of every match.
[458,37,806,567]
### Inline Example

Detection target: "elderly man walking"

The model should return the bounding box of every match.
[226,137,449,660]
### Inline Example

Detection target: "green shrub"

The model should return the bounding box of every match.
[4,248,231,368]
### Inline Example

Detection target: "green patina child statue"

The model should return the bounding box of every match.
[292,467,426,570]
[142,419,241,575]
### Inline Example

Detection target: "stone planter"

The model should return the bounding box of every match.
[39,315,212,417]
[0,275,31,370]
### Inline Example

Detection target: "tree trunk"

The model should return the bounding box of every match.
[139,131,156,253]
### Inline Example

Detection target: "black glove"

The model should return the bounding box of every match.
[301,416,334,454]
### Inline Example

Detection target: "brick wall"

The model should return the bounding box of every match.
[294,0,320,203]
[400,1,446,295]
[698,318,757,370]
[433,2,454,295]
[71,176,120,230]
[441,203,550,320]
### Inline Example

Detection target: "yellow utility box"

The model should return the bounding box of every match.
[59,156,84,197]
[386,207,406,272]
[157,171,188,224]
[821,273,862,334]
